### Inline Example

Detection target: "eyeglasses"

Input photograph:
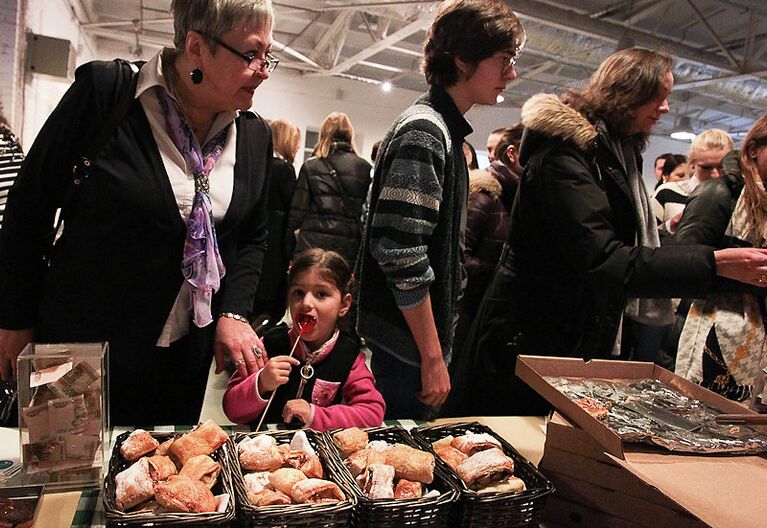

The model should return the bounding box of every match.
[500,55,518,75]
[198,31,279,74]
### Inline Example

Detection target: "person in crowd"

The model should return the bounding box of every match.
[652,154,689,238]
[447,48,767,417]
[286,112,371,269]
[370,139,382,165]
[0,107,24,230]
[223,248,385,431]
[653,152,673,189]
[355,0,525,420]
[688,128,734,189]
[463,141,479,169]
[253,119,301,331]
[486,127,505,163]
[453,124,523,357]
[672,115,767,401]
[0,0,276,425]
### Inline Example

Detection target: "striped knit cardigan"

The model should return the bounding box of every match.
[355,85,472,366]
[0,124,24,230]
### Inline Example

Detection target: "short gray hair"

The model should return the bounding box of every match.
[171,0,274,50]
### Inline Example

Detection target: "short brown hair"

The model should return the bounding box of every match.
[493,123,524,165]
[563,48,673,143]
[270,119,300,164]
[421,0,525,87]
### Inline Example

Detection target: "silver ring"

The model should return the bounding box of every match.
[235,359,245,367]
[252,345,262,358]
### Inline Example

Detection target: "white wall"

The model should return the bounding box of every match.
[0,0,24,130]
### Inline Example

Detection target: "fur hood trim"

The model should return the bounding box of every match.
[521,93,597,151]
[469,169,502,199]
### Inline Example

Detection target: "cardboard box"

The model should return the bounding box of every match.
[517,357,767,528]
[545,495,645,528]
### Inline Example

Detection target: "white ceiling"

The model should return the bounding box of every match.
[70,0,767,139]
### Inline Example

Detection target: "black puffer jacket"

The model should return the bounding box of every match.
[287,141,371,267]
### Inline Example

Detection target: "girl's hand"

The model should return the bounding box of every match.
[258,356,300,395]
[282,399,312,425]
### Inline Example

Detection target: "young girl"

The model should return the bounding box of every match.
[223,249,385,431]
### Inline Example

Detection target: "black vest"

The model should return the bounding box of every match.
[255,324,359,426]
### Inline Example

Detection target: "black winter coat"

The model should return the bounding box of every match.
[287,142,371,267]
[445,94,718,417]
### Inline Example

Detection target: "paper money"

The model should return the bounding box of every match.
[21,403,50,443]
[23,439,65,473]
[47,395,87,435]
[64,434,100,464]
[49,361,100,398]
[29,361,72,388]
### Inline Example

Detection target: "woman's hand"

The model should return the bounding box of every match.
[257,356,300,394]
[0,328,34,381]
[214,317,267,378]
[282,399,312,425]
[714,247,767,286]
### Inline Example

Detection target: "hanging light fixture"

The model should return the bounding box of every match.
[670,116,696,141]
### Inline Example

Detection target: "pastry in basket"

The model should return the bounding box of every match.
[344,448,369,477]
[114,457,154,511]
[361,463,395,499]
[169,420,228,466]
[431,435,454,450]
[332,427,368,456]
[394,479,423,499]
[477,476,526,495]
[384,444,434,484]
[269,467,307,495]
[456,447,515,490]
[289,430,316,456]
[289,478,345,503]
[179,454,221,488]
[154,474,217,513]
[119,429,159,462]
[249,488,292,506]
[239,435,284,472]
[575,396,609,420]
[432,443,468,472]
[147,455,178,483]
[155,437,175,456]
[285,450,324,479]
[243,471,271,494]
[451,431,502,455]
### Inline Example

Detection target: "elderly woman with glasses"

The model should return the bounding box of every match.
[0,0,278,425]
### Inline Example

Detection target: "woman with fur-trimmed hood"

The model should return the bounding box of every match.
[444,48,767,417]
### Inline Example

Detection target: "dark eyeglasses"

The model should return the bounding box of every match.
[198,31,279,74]
[501,55,518,75]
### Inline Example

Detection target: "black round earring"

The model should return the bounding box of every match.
[190,68,203,84]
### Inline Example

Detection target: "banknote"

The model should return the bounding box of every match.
[63,434,100,463]
[23,439,65,473]
[20,403,50,443]
[47,395,87,435]
[29,361,72,388]
[49,361,100,399]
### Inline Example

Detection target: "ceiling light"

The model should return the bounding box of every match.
[670,116,696,141]
[381,81,392,92]
[496,94,505,103]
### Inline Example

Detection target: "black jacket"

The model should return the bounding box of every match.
[0,59,271,368]
[287,142,371,267]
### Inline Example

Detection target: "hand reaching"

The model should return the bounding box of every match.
[257,355,300,395]
[282,399,312,425]
[714,247,767,287]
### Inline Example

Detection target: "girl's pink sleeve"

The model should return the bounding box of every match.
[222,369,269,424]
[309,352,386,431]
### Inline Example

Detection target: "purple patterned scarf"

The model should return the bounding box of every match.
[156,86,231,327]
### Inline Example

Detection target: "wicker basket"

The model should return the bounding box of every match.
[103,430,236,527]
[411,422,554,528]
[231,430,355,528]
[324,425,460,528]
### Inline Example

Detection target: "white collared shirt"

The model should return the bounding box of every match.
[135,49,239,346]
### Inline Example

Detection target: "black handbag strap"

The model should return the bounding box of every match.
[320,157,362,229]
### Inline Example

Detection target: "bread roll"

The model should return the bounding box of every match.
[248,489,292,506]
[332,428,368,456]
[451,432,502,456]
[384,444,434,484]
[169,420,228,466]
[146,455,178,483]
[269,467,307,495]
[289,478,345,503]
[115,457,154,511]
[179,454,221,488]
[433,444,468,472]
[154,475,216,513]
[285,450,324,479]
[431,435,454,450]
[456,447,515,490]
[119,430,159,462]
[155,437,175,456]
[394,479,423,499]
[239,436,283,472]
[344,448,369,477]
[477,476,526,494]
[361,464,394,499]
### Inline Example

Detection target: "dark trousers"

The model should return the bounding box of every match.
[369,346,436,421]
[109,334,212,426]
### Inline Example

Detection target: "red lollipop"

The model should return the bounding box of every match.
[296,313,317,335]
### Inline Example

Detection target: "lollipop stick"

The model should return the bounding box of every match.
[254,335,303,432]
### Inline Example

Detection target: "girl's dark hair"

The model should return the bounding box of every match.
[562,47,673,148]
[288,248,353,296]
[493,123,524,167]
[421,0,525,87]
[463,141,479,169]
[661,154,687,177]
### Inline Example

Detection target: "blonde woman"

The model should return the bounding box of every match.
[688,128,734,189]
[286,112,371,269]
[253,119,301,331]
[674,114,767,401]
